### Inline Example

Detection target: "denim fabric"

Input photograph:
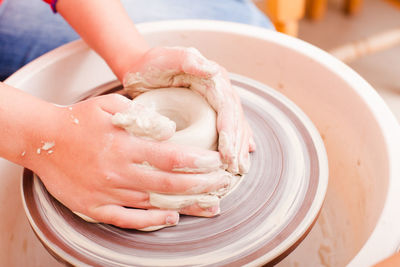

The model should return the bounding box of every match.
[0,0,79,80]
[121,0,273,28]
[0,0,273,80]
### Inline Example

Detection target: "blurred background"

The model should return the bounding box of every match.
[254,0,400,120]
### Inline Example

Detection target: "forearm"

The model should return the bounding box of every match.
[0,82,58,168]
[57,0,150,81]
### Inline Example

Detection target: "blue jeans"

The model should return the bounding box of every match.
[0,0,273,81]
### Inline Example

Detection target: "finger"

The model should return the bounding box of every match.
[216,101,237,138]
[112,189,221,218]
[95,94,132,115]
[179,203,220,217]
[181,48,219,78]
[129,139,224,173]
[135,47,187,79]
[217,104,240,174]
[243,116,256,153]
[144,47,218,79]
[249,136,256,152]
[248,121,257,152]
[92,205,179,230]
[120,167,232,195]
[148,192,221,210]
[236,115,252,174]
[109,188,152,209]
[217,89,251,174]
[238,125,251,174]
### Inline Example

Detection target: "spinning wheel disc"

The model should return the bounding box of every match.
[22,74,328,266]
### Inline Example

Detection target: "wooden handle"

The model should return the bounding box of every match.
[329,28,400,63]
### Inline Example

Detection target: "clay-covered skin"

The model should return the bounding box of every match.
[123,47,255,175]
[111,102,177,141]
[114,46,256,231]
[111,88,239,226]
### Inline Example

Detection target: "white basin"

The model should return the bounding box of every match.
[3,20,400,266]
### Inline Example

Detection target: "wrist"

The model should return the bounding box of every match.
[0,83,58,168]
[57,0,150,82]
[17,102,62,171]
[111,43,149,82]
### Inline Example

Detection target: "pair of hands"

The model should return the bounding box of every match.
[34,47,254,230]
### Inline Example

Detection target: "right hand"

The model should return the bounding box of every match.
[28,94,230,230]
[123,47,255,175]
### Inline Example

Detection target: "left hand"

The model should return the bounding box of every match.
[28,94,229,230]
[123,47,255,174]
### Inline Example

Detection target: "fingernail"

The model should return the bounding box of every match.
[218,132,233,157]
[166,213,179,225]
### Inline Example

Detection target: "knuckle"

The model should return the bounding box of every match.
[159,175,175,192]
[99,210,126,228]
[169,150,186,169]
[110,217,130,228]
[109,93,128,104]
[90,206,120,227]
[110,93,125,101]
[89,206,107,222]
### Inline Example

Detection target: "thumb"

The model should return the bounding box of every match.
[95,94,132,115]
[180,47,219,78]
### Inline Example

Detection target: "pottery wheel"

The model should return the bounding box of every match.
[22,74,328,266]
